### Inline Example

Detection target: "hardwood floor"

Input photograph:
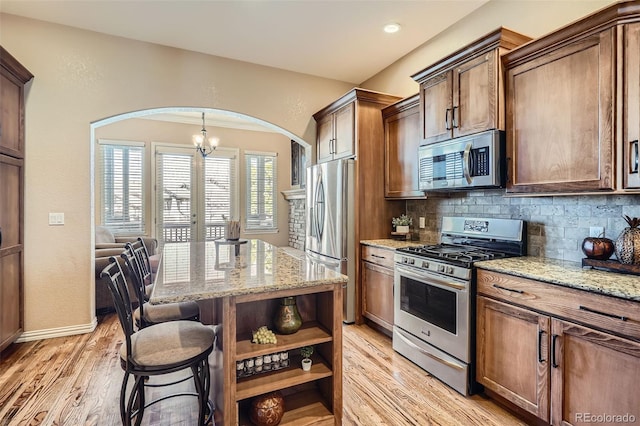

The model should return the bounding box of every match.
[0,314,526,425]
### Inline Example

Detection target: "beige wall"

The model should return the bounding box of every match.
[0,0,621,336]
[0,13,353,335]
[362,0,616,97]
[95,118,292,247]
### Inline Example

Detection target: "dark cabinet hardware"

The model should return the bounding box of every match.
[538,329,546,363]
[445,108,451,130]
[631,140,638,174]
[551,334,559,368]
[452,106,459,128]
[371,254,386,259]
[492,284,524,294]
[579,305,627,321]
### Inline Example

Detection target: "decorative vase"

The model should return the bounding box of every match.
[274,297,302,335]
[301,358,312,371]
[249,391,285,426]
[615,216,640,264]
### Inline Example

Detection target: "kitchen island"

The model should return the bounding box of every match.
[150,240,347,426]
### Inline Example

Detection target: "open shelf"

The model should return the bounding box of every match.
[238,389,334,426]
[236,321,332,361]
[236,354,332,401]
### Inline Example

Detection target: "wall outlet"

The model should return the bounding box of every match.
[419,217,426,229]
[589,226,604,237]
[49,212,65,226]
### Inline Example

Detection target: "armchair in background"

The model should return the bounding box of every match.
[95,226,158,313]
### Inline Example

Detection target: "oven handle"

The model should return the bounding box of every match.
[395,265,467,291]
[395,327,464,371]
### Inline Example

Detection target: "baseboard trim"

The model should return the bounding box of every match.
[15,316,98,343]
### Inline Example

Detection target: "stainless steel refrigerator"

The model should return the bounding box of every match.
[305,159,356,323]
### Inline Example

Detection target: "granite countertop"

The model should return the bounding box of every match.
[475,256,640,302]
[150,239,347,304]
[360,239,425,250]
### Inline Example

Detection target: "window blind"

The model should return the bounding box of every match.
[99,140,145,235]
[245,151,277,231]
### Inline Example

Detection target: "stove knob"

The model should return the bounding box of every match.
[446,266,454,274]
[410,258,415,265]
[438,265,445,273]
[422,261,430,268]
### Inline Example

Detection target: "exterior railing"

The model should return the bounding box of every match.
[162,223,225,242]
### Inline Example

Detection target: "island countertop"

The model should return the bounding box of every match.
[475,256,640,302]
[150,239,347,304]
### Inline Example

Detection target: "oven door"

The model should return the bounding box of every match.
[394,263,470,362]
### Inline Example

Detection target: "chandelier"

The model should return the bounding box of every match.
[192,112,219,158]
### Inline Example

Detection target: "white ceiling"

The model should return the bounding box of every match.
[1,0,489,130]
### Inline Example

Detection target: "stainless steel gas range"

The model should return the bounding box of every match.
[392,216,526,395]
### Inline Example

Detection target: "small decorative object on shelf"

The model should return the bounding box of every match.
[392,214,412,234]
[249,391,285,426]
[615,215,640,264]
[274,296,302,335]
[300,345,314,371]
[252,326,277,344]
[237,351,290,378]
[581,234,614,260]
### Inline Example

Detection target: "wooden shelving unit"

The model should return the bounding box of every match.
[218,283,343,425]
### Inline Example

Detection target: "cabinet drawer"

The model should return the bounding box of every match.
[361,245,395,269]
[477,269,640,342]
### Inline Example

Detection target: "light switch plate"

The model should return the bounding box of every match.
[589,226,604,237]
[419,217,426,229]
[49,212,65,225]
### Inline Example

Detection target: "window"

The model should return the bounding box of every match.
[99,139,145,235]
[245,151,277,231]
[154,145,238,243]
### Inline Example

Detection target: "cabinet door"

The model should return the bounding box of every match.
[454,50,498,138]
[332,102,355,160]
[420,72,453,145]
[361,261,394,332]
[0,155,23,352]
[624,23,640,189]
[384,100,423,198]
[550,319,640,426]
[477,296,550,421]
[506,29,615,193]
[0,72,24,158]
[316,113,334,163]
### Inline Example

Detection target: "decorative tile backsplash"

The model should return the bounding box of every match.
[407,190,640,263]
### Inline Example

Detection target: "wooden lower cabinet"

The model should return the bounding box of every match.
[550,319,640,426]
[361,261,394,332]
[360,244,396,333]
[477,270,640,425]
[476,296,550,421]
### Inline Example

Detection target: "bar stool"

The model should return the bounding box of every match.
[122,242,200,329]
[101,257,215,425]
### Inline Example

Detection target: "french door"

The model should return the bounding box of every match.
[154,145,238,243]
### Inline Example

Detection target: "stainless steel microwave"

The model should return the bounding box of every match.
[418,130,505,191]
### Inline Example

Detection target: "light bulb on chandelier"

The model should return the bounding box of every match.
[193,112,219,158]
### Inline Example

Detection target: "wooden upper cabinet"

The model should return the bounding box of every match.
[316,113,334,163]
[315,101,355,163]
[412,28,531,146]
[502,2,640,194]
[313,88,400,164]
[0,47,33,159]
[624,22,640,189]
[382,94,425,199]
[504,29,616,193]
[420,73,452,144]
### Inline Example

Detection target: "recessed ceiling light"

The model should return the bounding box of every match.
[383,23,401,34]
